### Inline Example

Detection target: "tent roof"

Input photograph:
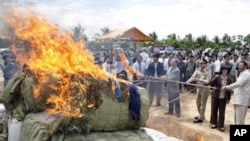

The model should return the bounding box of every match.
[97,27,153,42]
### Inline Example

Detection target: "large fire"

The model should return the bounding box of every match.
[5,11,118,118]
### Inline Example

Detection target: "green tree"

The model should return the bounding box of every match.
[73,24,88,42]
[163,33,180,48]
[149,31,163,45]
[243,34,250,45]
[101,26,111,35]
[194,35,210,49]
[221,33,232,49]
[149,32,158,41]
[183,33,194,49]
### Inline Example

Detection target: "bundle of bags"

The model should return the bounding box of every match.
[0,69,152,141]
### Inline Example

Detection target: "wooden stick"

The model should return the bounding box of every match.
[133,76,217,89]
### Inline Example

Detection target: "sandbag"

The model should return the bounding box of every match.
[2,70,151,141]
[86,87,150,131]
[20,112,153,141]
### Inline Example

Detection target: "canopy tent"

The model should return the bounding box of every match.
[97,27,153,51]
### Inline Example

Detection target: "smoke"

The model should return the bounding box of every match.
[0,1,36,38]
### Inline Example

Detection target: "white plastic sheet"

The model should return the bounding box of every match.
[8,118,22,141]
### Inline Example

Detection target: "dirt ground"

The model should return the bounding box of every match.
[145,89,250,141]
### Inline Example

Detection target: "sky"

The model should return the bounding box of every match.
[1,0,250,40]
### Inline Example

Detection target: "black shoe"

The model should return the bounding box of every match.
[164,112,173,115]
[193,119,203,123]
[176,114,180,118]
[219,128,224,132]
[211,125,217,129]
[194,116,199,119]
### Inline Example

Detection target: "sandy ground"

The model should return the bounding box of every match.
[145,89,250,141]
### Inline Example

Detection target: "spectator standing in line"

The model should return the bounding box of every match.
[206,55,214,76]
[146,53,165,106]
[213,53,224,75]
[229,54,239,83]
[185,55,196,92]
[140,49,149,63]
[102,56,115,74]
[159,53,168,74]
[132,55,147,89]
[235,52,248,79]
[145,52,154,69]
[177,55,186,92]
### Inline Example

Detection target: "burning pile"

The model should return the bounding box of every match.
[0,10,152,141]
[6,11,116,118]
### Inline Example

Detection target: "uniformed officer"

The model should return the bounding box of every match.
[186,58,211,123]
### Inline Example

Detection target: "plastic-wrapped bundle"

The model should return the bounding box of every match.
[0,70,151,141]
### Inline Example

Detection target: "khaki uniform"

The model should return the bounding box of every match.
[187,68,211,120]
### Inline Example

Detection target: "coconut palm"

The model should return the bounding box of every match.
[183,33,194,49]
[101,26,111,35]
[73,24,88,42]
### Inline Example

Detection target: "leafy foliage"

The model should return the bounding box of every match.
[73,24,88,42]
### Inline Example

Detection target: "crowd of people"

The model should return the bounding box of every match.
[95,47,250,133]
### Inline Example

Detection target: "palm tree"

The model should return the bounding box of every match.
[73,24,88,42]
[194,35,210,49]
[149,32,158,41]
[243,34,250,45]
[149,31,162,45]
[163,33,179,47]
[221,33,232,49]
[183,33,194,49]
[101,26,110,35]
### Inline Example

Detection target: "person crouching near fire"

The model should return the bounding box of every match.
[206,65,232,132]
[186,58,211,123]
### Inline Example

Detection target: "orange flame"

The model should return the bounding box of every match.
[118,53,143,77]
[196,134,205,141]
[6,11,115,118]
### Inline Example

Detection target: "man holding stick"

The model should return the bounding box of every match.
[165,58,181,117]
[186,58,211,123]
[146,53,165,106]
[222,61,250,125]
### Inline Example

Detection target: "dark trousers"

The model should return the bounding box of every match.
[168,92,180,115]
[148,81,163,105]
[210,96,227,128]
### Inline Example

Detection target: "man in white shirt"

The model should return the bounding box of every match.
[222,61,250,124]
[102,57,115,74]
[159,53,168,74]
[145,52,154,69]
[133,55,146,74]
[133,55,147,88]
[213,54,223,75]
[140,49,149,63]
